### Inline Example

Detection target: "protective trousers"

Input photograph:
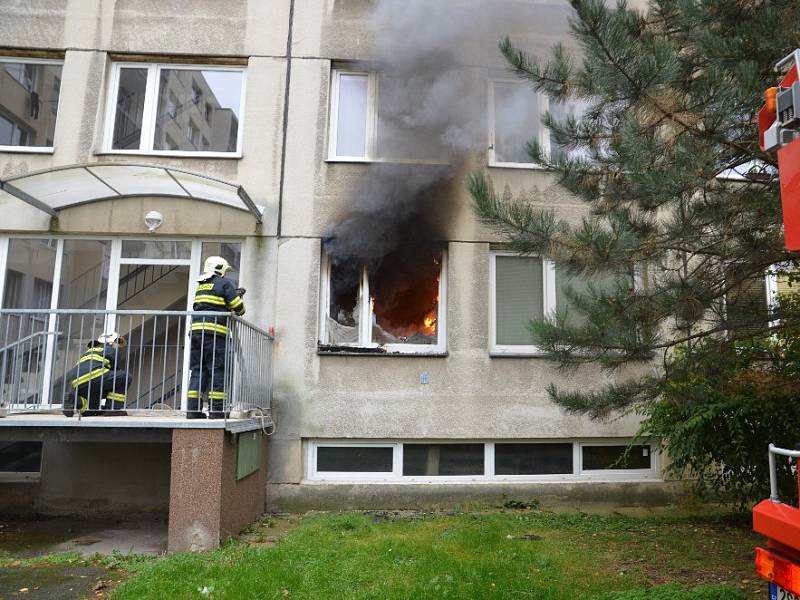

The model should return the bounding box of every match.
[66,370,132,413]
[187,331,228,413]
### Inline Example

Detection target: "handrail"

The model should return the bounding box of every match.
[768,443,800,503]
[0,309,274,339]
[0,308,273,416]
[0,330,61,355]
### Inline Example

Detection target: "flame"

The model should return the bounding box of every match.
[422,312,437,336]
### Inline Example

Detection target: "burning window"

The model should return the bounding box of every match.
[321,246,446,353]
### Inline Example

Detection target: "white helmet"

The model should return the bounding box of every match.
[97,332,126,347]
[201,256,231,278]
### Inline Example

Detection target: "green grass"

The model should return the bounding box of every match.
[107,510,763,600]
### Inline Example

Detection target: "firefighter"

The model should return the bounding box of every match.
[63,332,131,417]
[187,256,245,419]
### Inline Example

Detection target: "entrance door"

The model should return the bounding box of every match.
[110,240,193,411]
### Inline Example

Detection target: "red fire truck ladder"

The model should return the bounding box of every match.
[753,445,800,595]
[753,49,800,598]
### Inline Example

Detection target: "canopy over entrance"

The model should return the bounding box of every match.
[0,163,263,223]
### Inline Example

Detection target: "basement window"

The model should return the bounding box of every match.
[0,441,42,481]
[319,247,447,354]
[581,444,651,472]
[310,444,398,480]
[402,443,484,477]
[307,439,659,482]
[103,62,245,156]
[0,58,63,152]
[494,443,573,476]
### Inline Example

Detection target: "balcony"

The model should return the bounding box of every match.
[0,309,273,423]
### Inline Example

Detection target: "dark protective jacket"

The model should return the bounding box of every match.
[191,274,246,335]
[68,343,117,390]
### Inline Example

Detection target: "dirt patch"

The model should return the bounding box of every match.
[0,564,113,600]
[238,513,303,548]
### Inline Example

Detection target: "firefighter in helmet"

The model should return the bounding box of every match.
[64,332,131,417]
[187,256,245,419]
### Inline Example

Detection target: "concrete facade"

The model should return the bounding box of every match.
[0,0,671,516]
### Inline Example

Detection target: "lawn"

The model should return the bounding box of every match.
[104,509,764,600]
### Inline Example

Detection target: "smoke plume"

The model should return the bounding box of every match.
[322,0,573,344]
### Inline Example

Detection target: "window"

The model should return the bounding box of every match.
[104,63,245,156]
[307,439,658,482]
[495,443,573,476]
[402,444,484,476]
[329,71,373,160]
[0,441,42,481]
[328,69,447,162]
[0,58,63,151]
[581,444,652,472]
[317,446,394,473]
[319,248,447,354]
[726,266,770,336]
[2,239,57,309]
[490,252,555,354]
[489,79,583,167]
[490,252,627,354]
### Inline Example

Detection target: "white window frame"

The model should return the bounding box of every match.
[318,250,448,355]
[308,442,401,481]
[306,439,660,483]
[488,78,550,169]
[489,251,556,356]
[0,57,63,154]
[327,69,377,162]
[578,440,660,479]
[102,62,247,158]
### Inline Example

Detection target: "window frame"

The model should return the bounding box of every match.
[102,62,247,158]
[308,442,401,481]
[489,250,556,356]
[0,56,63,154]
[306,439,660,483]
[488,78,551,169]
[327,69,377,162]
[578,441,659,478]
[318,250,448,355]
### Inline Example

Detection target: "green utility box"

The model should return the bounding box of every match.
[236,431,262,480]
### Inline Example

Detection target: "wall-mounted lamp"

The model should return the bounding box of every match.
[144,210,163,232]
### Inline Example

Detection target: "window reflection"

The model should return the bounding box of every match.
[0,61,62,148]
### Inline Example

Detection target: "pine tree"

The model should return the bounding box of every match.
[470,0,800,503]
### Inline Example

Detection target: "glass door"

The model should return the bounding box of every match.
[110,240,193,411]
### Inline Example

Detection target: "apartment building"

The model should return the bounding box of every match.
[0,0,674,551]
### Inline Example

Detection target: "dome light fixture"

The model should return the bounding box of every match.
[144,210,163,232]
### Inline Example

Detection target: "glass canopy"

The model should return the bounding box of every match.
[0,163,263,222]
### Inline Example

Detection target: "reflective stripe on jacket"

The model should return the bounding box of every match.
[191,274,245,335]
[69,344,115,389]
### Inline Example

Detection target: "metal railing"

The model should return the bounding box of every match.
[767,443,800,503]
[0,309,273,419]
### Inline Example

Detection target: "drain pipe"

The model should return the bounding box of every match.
[276,0,296,238]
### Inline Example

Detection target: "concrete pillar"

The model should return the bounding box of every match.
[167,428,268,553]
